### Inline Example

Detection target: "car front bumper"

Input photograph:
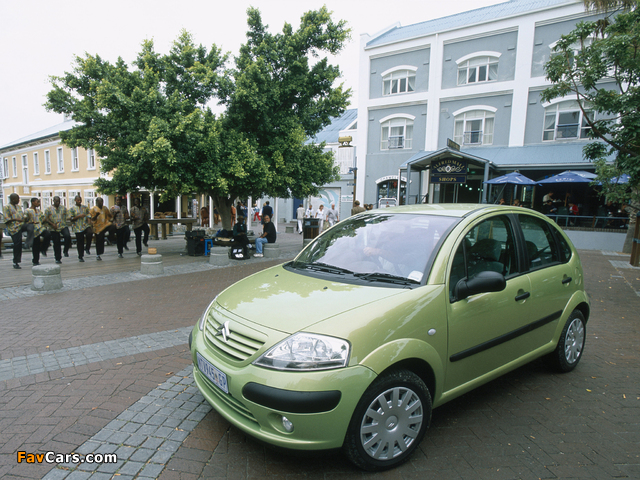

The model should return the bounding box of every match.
[191,326,376,450]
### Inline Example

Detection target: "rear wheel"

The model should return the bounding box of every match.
[551,310,586,373]
[343,370,431,471]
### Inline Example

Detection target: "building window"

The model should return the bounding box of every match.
[382,67,417,96]
[380,116,414,150]
[33,152,40,175]
[84,190,96,208]
[12,157,17,177]
[71,147,79,171]
[21,155,29,185]
[543,101,594,141]
[42,191,53,209]
[457,56,499,85]
[2,158,8,179]
[87,148,96,169]
[44,150,51,174]
[57,147,64,173]
[454,109,495,146]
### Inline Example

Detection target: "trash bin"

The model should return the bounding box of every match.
[303,218,320,240]
[186,230,206,256]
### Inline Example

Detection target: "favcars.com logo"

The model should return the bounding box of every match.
[17,451,117,464]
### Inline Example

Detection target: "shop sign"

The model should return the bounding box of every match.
[431,159,467,184]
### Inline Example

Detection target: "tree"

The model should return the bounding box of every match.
[45,7,351,230]
[541,3,639,251]
[219,6,351,200]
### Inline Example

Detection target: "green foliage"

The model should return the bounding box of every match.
[541,4,640,204]
[45,8,351,228]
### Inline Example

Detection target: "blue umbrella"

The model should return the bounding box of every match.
[539,171,594,184]
[596,173,631,185]
[484,172,537,185]
[558,170,597,179]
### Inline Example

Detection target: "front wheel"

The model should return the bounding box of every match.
[343,370,431,471]
[551,310,586,373]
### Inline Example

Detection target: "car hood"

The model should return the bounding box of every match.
[215,264,406,334]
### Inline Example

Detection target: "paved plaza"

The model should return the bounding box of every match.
[0,231,639,479]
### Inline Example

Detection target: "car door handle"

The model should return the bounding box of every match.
[562,277,572,284]
[515,292,530,301]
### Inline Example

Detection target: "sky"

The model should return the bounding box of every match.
[0,0,503,147]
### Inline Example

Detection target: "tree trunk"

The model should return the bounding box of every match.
[210,194,234,231]
[622,198,639,254]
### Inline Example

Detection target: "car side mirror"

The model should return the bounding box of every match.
[454,271,506,301]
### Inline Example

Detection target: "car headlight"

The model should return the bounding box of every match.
[253,333,350,371]
[199,297,218,331]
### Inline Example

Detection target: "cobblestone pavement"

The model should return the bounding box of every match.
[0,247,639,479]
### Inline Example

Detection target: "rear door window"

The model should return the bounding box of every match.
[518,215,560,270]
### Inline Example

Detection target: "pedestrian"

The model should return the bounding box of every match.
[131,197,150,256]
[89,197,115,261]
[2,193,31,268]
[305,204,314,218]
[296,203,305,234]
[315,204,326,232]
[201,206,209,227]
[44,196,71,264]
[254,214,276,258]
[231,203,237,228]
[252,203,261,223]
[326,203,339,228]
[351,200,366,216]
[110,197,130,258]
[261,201,273,225]
[68,195,93,262]
[25,197,50,266]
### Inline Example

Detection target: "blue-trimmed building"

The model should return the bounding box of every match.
[354,0,616,210]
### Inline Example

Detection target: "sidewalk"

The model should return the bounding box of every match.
[0,246,639,480]
[0,230,307,293]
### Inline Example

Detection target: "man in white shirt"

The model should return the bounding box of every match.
[296,204,305,234]
[326,203,339,228]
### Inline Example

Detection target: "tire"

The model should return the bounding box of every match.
[551,310,586,373]
[343,370,431,471]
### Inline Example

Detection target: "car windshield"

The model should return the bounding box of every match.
[292,213,456,283]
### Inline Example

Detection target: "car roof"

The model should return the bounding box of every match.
[369,203,517,218]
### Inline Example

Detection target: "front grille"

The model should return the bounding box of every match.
[196,368,258,423]
[203,310,267,361]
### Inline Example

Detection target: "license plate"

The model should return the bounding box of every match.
[197,353,229,394]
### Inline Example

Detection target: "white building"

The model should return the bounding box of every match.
[355,0,615,210]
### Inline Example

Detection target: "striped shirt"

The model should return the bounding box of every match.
[69,205,92,234]
[2,204,26,235]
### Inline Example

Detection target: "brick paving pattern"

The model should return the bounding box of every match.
[0,242,638,479]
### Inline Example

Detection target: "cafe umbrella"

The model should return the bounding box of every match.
[484,172,537,204]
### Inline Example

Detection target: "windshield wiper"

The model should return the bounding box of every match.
[293,262,354,275]
[353,272,418,285]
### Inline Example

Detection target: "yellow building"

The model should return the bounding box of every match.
[1,119,109,210]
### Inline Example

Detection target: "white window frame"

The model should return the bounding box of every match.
[12,156,17,177]
[381,66,417,96]
[33,152,40,176]
[453,106,497,146]
[71,147,79,171]
[84,190,96,208]
[542,99,594,142]
[380,114,415,150]
[42,191,53,209]
[44,150,51,175]
[456,52,501,86]
[87,148,96,170]
[21,155,29,185]
[2,158,7,179]
[57,147,64,173]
